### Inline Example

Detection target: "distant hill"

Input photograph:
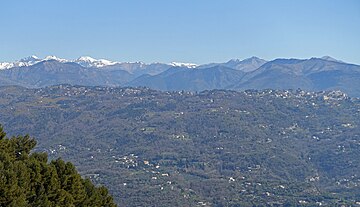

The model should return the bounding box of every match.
[127,65,246,91]
[0,85,359,206]
[1,56,360,97]
[100,62,172,76]
[231,58,360,97]
[198,56,267,72]
[131,57,360,97]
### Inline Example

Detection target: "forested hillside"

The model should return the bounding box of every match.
[0,125,116,207]
[0,85,359,206]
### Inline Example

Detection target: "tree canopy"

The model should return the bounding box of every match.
[0,125,117,207]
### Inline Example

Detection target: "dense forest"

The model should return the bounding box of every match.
[0,125,116,207]
[0,85,359,206]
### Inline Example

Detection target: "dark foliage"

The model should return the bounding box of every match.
[0,125,116,207]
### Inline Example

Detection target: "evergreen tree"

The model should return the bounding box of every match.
[0,125,117,207]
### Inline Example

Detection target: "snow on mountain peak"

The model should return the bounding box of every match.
[44,56,68,62]
[0,55,43,70]
[170,62,198,68]
[1,57,199,70]
[0,62,11,70]
[0,55,121,70]
[76,56,97,62]
[20,55,40,62]
[74,56,118,68]
[99,59,117,66]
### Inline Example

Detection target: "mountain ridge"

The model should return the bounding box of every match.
[0,55,198,70]
[1,55,359,97]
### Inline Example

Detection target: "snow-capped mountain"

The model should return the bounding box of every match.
[0,56,118,70]
[0,55,41,70]
[0,55,200,70]
[170,62,198,68]
[19,55,41,62]
[74,56,118,68]
[44,55,68,63]
[0,55,70,70]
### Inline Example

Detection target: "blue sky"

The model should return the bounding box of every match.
[0,0,359,64]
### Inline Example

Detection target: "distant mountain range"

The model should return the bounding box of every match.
[1,55,360,97]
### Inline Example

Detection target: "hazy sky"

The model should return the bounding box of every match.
[1,0,359,64]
